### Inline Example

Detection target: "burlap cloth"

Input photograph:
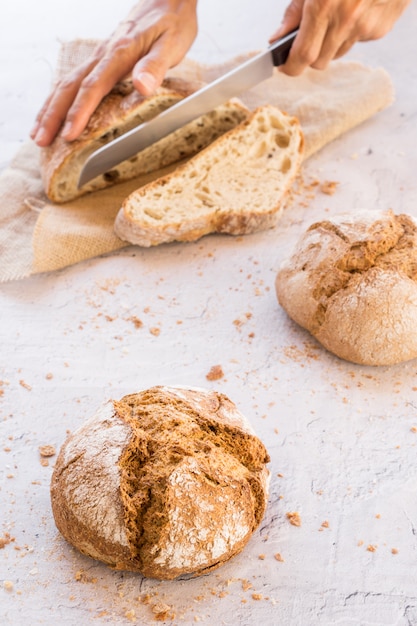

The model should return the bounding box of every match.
[0,39,394,282]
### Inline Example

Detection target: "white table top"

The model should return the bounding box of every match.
[1,1,417,624]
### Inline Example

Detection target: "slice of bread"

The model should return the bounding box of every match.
[40,77,250,203]
[114,105,304,247]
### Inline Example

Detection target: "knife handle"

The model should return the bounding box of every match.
[269,29,298,66]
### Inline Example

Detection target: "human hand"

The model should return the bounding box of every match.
[270,0,411,76]
[31,0,198,146]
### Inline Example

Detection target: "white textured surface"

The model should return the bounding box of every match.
[1,0,417,625]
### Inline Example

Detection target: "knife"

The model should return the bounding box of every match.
[78,29,298,188]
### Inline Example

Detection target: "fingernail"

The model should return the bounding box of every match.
[30,123,39,139]
[34,127,47,145]
[136,72,157,93]
[62,122,72,138]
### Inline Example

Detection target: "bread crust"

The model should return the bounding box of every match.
[50,386,270,579]
[275,209,417,365]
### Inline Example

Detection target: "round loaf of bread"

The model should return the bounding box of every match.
[50,386,270,580]
[275,209,417,365]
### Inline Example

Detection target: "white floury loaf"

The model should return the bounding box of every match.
[50,386,270,580]
[275,209,417,365]
[40,76,250,203]
[114,105,304,247]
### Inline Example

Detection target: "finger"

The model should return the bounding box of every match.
[279,6,329,76]
[30,93,54,139]
[32,57,100,146]
[308,2,363,70]
[132,28,196,95]
[33,78,87,146]
[61,68,126,140]
[333,38,356,59]
[132,39,179,94]
[269,0,304,42]
[60,40,145,141]
[310,26,355,69]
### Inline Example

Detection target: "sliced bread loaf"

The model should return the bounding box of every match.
[40,77,250,203]
[114,105,304,247]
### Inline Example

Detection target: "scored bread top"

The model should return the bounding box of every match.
[114,104,304,247]
[50,386,270,579]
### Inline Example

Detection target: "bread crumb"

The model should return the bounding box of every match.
[39,445,56,458]
[128,316,143,329]
[124,609,136,621]
[274,553,284,562]
[140,594,152,605]
[39,444,56,467]
[74,570,98,583]
[3,581,13,592]
[151,602,173,621]
[206,364,224,381]
[286,511,301,527]
[0,533,15,549]
[391,548,399,555]
[241,579,253,591]
[411,426,417,433]
[375,514,381,519]
[19,379,32,391]
[367,544,377,552]
[319,520,330,531]
[233,312,252,329]
[45,373,53,380]
[149,327,161,336]
[320,180,338,195]
[252,593,263,601]
[258,553,266,560]
[357,540,364,547]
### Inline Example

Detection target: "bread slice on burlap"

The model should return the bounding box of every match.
[114,104,304,247]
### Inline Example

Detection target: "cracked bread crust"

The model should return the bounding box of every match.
[275,210,417,365]
[50,386,270,580]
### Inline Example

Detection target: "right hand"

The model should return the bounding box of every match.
[270,0,411,76]
[31,0,198,147]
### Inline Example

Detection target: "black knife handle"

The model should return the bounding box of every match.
[270,29,298,66]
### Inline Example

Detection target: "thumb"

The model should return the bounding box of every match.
[269,0,304,42]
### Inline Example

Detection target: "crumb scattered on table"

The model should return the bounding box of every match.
[206,364,224,381]
[286,511,302,527]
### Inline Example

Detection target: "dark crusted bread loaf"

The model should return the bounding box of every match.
[114,105,304,247]
[40,76,250,203]
[50,386,270,580]
[275,209,417,365]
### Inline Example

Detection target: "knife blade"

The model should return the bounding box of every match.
[78,29,298,188]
